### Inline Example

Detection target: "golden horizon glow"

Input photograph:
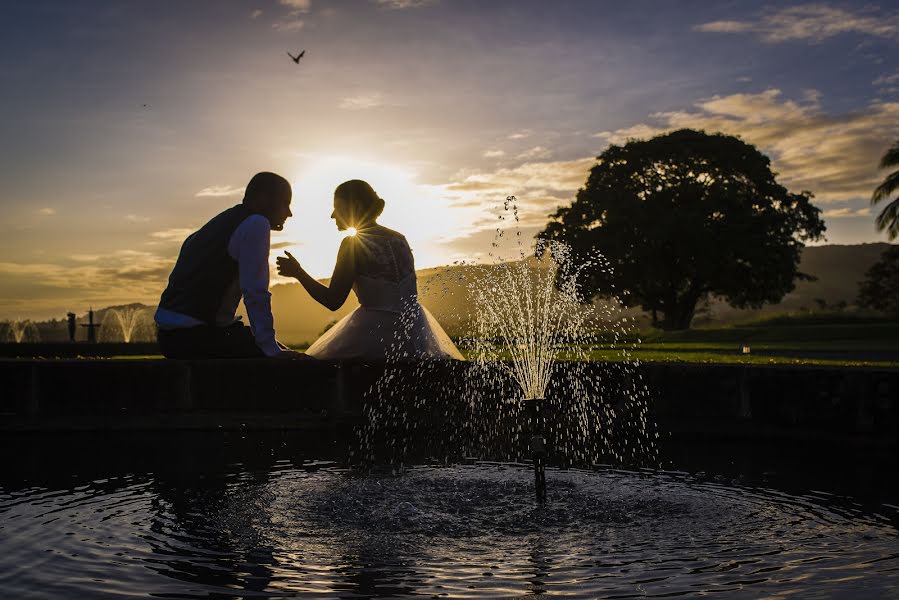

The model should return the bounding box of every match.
[272,155,479,280]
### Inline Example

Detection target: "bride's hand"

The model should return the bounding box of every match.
[276,251,303,278]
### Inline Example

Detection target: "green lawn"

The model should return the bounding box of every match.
[99,349,898,368]
[620,316,899,367]
[459,346,899,368]
[638,323,899,345]
[99,314,898,369]
[579,348,899,368]
[454,314,899,368]
[634,340,899,351]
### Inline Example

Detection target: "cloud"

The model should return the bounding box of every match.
[125,214,150,223]
[450,158,596,195]
[508,130,532,140]
[595,89,899,202]
[273,17,304,31]
[874,72,899,95]
[37,207,56,216]
[279,0,311,11]
[437,89,896,255]
[0,262,57,276]
[482,149,505,158]
[150,228,194,242]
[593,123,661,141]
[374,0,435,9]
[696,20,752,34]
[103,261,172,282]
[272,0,309,30]
[0,249,175,312]
[802,88,822,104]
[516,146,552,160]
[445,181,499,192]
[441,157,597,234]
[874,72,899,86]
[823,207,872,218]
[271,241,302,250]
[338,93,384,110]
[195,185,245,198]
[695,4,899,43]
[250,9,263,19]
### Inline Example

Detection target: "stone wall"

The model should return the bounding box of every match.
[0,359,896,447]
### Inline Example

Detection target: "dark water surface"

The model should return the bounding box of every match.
[1,433,897,598]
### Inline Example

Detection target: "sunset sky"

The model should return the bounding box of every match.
[2,0,898,318]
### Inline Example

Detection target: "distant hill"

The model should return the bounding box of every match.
[268,261,487,343]
[269,243,895,341]
[793,243,890,305]
[7,243,893,343]
[695,242,893,325]
[269,281,359,345]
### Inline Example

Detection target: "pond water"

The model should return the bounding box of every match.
[1,433,897,598]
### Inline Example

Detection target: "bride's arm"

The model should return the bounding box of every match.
[277,237,357,311]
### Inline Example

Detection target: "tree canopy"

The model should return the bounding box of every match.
[857,245,899,317]
[540,129,826,330]
[872,139,899,240]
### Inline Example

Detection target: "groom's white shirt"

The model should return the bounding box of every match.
[154,214,281,357]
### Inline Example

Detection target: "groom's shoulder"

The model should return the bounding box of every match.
[236,213,271,234]
[230,213,272,249]
[243,212,270,228]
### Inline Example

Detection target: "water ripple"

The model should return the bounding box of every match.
[0,464,897,598]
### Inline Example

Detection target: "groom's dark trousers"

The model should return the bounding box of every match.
[157,322,264,359]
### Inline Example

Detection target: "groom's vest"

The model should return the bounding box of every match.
[158,204,254,325]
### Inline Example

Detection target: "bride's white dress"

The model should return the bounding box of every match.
[305,231,463,360]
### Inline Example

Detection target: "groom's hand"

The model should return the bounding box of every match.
[276,251,302,278]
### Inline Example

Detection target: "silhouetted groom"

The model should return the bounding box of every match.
[155,172,303,359]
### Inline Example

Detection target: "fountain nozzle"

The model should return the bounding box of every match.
[524,397,547,504]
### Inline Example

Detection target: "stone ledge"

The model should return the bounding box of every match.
[0,342,160,358]
[0,359,896,445]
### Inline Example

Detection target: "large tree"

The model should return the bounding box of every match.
[541,129,826,330]
[857,245,899,317]
[872,139,899,240]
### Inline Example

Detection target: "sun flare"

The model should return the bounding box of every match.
[273,155,474,279]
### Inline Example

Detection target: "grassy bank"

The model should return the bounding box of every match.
[582,349,899,368]
[600,312,899,367]
[639,313,898,344]
[10,312,899,368]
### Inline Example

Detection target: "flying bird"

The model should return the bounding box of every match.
[287,50,305,64]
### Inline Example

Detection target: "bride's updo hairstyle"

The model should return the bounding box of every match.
[334,179,385,228]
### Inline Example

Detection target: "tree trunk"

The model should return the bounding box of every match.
[658,292,701,330]
[673,300,697,330]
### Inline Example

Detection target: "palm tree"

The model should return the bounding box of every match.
[872,139,899,240]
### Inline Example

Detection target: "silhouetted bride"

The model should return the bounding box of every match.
[277,179,463,360]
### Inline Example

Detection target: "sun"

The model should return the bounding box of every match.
[274,156,416,277]
[273,155,472,279]
[346,227,357,237]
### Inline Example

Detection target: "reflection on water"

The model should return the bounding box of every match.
[0,433,897,598]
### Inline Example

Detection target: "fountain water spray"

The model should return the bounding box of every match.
[99,306,151,343]
[360,198,658,502]
[1,320,40,343]
[461,238,602,501]
[462,232,637,502]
